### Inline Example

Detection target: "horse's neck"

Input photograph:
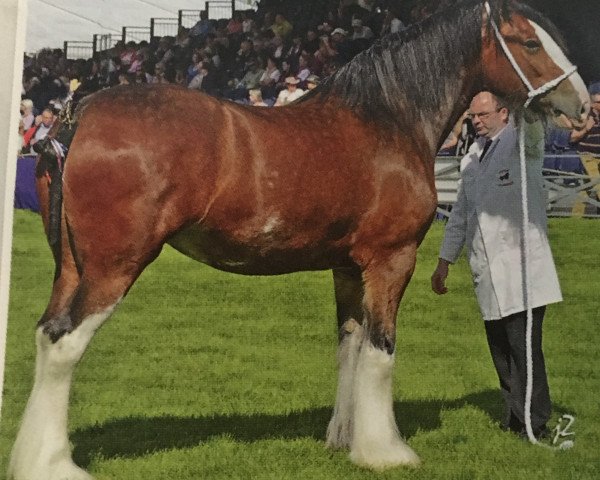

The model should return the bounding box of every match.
[371,7,483,158]
[411,65,481,159]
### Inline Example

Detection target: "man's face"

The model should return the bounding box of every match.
[468,92,508,138]
[41,111,54,128]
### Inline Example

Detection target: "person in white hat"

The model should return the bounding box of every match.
[274,77,304,106]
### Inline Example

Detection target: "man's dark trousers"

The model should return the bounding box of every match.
[484,306,551,434]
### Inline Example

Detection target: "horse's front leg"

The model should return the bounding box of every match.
[326,268,364,449]
[349,245,420,469]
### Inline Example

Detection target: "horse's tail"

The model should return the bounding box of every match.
[34,99,79,275]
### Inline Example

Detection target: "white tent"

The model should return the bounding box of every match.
[26,0,256,54]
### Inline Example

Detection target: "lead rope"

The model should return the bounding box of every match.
[484,1,577,450]
[518,118,574,451]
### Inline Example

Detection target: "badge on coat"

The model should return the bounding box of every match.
[497,169,513,186]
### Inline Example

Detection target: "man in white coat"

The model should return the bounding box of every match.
[431,91,562,439]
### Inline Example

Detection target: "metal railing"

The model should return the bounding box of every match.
[57,1,251,62]
[93,34,120,56]
[207,1,235,20]
[178,9,203,28]
[434,154,600,219]
[122,26,151,44]
[63,40,94,60]
[150,17,179,39]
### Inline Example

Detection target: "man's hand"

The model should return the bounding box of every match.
[431,258,450,295]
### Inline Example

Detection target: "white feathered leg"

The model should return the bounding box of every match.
[349,339,420,469]
[326,319,363,449]
[8,307,114,480]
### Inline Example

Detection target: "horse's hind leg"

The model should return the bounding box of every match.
[326,268,364,449]
[349,245,420,469]
[8,260,150,480]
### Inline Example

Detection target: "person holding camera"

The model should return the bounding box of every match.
[23,107,56,154]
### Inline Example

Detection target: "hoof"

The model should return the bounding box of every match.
[8,460,94,480]
[49,461,94,480]
[349,440,420,470]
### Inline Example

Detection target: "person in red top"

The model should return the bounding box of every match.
[226,13,243,35]
[22,108,55,154]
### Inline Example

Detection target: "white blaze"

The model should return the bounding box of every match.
[531,21,589,107]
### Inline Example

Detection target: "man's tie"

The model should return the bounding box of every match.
[479,138,493,163]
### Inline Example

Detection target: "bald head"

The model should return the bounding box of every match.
[468,92,509,139]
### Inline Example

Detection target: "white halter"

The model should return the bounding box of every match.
[484,1,576,449]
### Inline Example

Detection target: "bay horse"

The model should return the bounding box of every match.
[9,1,589,479]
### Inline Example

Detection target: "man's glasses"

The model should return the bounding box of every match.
[467,108,502,121]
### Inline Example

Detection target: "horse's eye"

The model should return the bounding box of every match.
[524,39,541,50]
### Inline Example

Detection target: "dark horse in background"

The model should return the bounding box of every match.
[9,1,589,479]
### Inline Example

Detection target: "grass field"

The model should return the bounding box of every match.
[1,210,599,479]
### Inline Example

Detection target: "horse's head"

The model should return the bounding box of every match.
[481,1,590,129]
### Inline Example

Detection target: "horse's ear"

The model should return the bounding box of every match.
[483,0,508,22]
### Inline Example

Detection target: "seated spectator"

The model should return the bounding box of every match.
[286,35,303,69]
[120,41,137,68]
[227,13,244,35]
[259,56,281,100]
[295,53,312,83]
[24,77,42,112]
[241,11,255,34]
[273,59,293,92]
[188,61,219,96]
[317,22,334,37]
[270,35,286,60]
[313,36,336,76]
[271,14,293,39]
[174,26,191,48]
[150,63,170,84]
[204,46,222,70]
[305,74,320,91]
[230,38,256,80]
[134,70,147,84]
[274,77,304,106]
[73,59,101,100]
[303,29,320,54]
[329,28,355,63]
[187,51,202,84]
[351,18,374,41]
[226,58,265,101]
[20,99,35,131]
[189,10,215,39]
[249,89,268,106]
[128,51,145,74]
[118,73,132,85]
[380,7,406,36]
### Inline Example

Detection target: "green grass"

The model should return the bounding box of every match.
[1,210,599,479]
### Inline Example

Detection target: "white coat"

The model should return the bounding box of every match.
[439,119,562,320]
